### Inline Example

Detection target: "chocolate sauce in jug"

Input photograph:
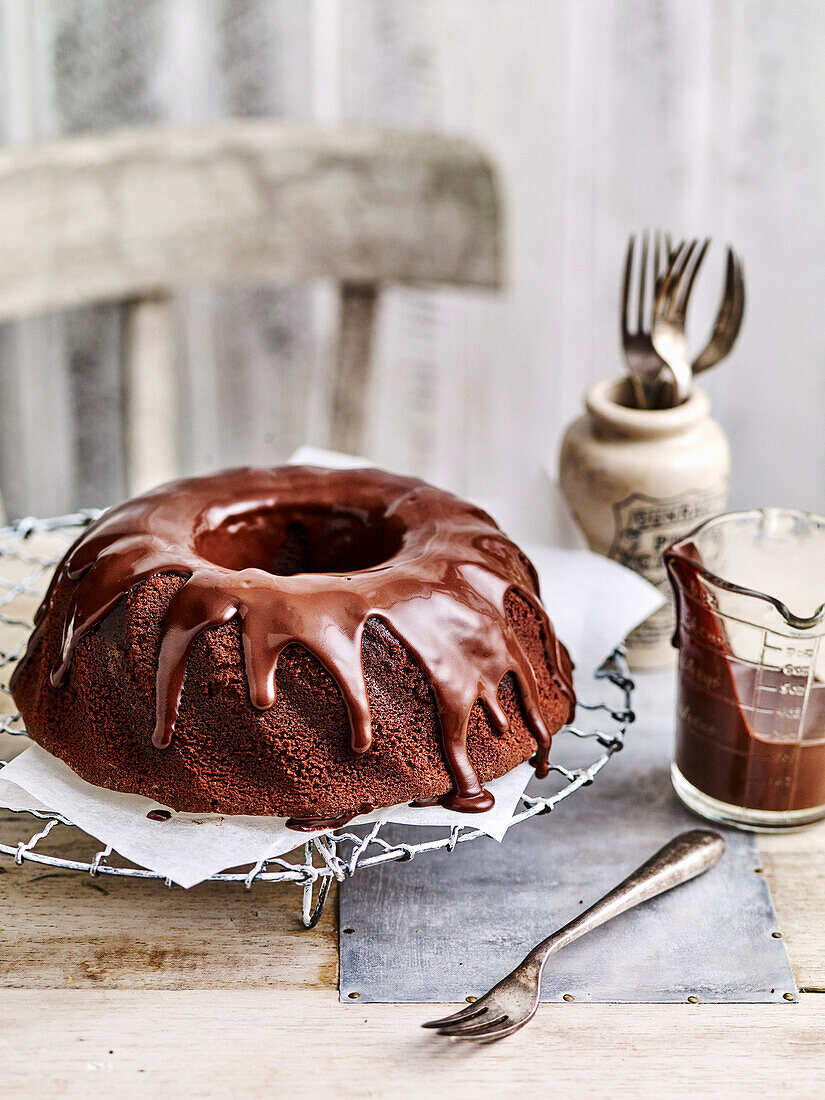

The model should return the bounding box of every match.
[666,545,825,813]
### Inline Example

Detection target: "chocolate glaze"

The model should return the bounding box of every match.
[666,542,825,812]
[286,803,375,832]
[22,466,574,815]
[146,808,172,821]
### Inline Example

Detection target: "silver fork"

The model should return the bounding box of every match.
[422,829,724,1044]
[651,237,711,407]
[692,246,746,375]
[621,229,676,409]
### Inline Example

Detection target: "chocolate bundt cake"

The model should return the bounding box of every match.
[11,466,575,825]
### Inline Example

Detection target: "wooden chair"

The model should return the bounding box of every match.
[0,120,503,498]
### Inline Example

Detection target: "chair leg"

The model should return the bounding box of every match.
[124,295,178,495]
[330,282,379,458]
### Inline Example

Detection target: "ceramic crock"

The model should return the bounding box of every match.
[559,376,730,669]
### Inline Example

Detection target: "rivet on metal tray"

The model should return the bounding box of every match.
[783,993,795,1001]
[772,931,782,939]
[562,993,574,1002]
[687,996,699,1004]
[348,991,360,1000]
[465,995,477,1003]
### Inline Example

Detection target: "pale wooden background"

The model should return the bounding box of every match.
[0,0,822,524]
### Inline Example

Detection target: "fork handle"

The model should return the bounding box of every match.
[527,829,724,969]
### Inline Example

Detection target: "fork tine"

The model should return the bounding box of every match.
[466,1018,531,1044]
[732,247,744,283]
[421,1002,488,1029]
[658,238,696,319]
[621,234,635,337]
[692,246,744,373]
[671,238,697,284]
[724,244,735,295]
[732,248,745,313]
[674,236,710,313]
[713,247,737,329]
[438,1015,509,1039]
[663,236,685,275]
[734,253,748,321]
[654,229,668,294]
[656,239,684,304]
[637,230,650,331]
[726,248,745,338]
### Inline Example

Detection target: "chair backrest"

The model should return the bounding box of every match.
[0,121,503,493]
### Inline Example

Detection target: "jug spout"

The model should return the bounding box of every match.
[663,539,703,650]
[666,511,825,633]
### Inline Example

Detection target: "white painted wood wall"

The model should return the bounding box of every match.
[0,0,822,527]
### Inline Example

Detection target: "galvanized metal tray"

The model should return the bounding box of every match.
[339,672,798,1004]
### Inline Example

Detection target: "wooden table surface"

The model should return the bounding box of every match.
[0,538,823,1097]
[2,735,824,1098]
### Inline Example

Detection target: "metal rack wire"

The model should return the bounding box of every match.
[0,512,634,927]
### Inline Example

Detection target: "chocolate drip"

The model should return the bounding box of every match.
[34,466,575,813]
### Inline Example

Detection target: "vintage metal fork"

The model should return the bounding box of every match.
[651,237,711,407]
[621,229,676,409]
[692,246,746,375]
[422,829,724,1044]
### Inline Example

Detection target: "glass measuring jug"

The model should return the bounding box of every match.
[665,509,825,831]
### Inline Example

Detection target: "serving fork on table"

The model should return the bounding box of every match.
[422,829,724,1044]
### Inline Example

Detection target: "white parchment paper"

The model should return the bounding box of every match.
[0,448,663,887]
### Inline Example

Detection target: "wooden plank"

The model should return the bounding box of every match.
[700,0,825,513]
[430,0,570,509]
[0,313,75,519]
[337,1,448,476]
[0,1,77,519]
[2,0,825,523]
[0,796,821,996]
[0,810,339,991]
[0,0,168,516]
[0,755,822,994]
[759,819,825,992]
[1,989,824,1097]
[0,0,502,505]
[0,120,503,323]
[41,0,164,511]
[63,304,127,510]
[175,1,327,476]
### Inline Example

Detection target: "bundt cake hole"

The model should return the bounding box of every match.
[194,504,406,576]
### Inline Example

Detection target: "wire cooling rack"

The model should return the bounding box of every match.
[0,512,634,927]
